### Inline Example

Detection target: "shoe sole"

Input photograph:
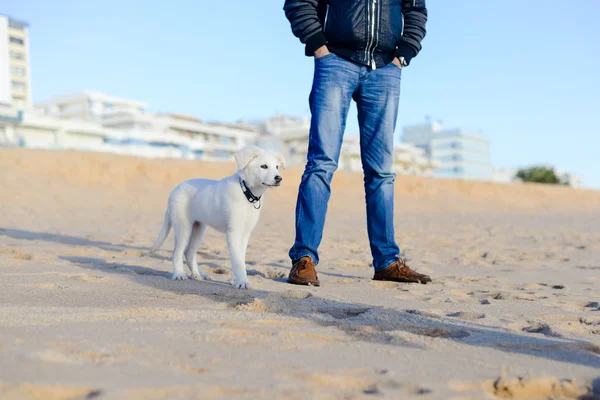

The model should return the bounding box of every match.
[373,277,431,284]
[287,278,320,287]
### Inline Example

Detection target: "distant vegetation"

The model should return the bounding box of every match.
[515,166,570,185]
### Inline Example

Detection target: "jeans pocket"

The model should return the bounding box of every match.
[390,61,403,70]
[314,53,335,62]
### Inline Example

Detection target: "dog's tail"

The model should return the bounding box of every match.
[149,211,171,254]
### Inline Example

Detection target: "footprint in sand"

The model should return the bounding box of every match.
[279,289,312,300]
[318,306,371,320]
[520,321,561,337]
[579,317,600,335]
[266,269,286,279]
[212,267,229,275]
[404,309,444,319]
[576,265,600,270]
[0,248,34,260]
[69,273,109,283]
[370,281,400,290]
[404,325,470,339]
[447,311,486,320]
[584,301,600,310]
[451,376,595,399]
[564,301,600,312]
[120,249,144,257]
[31,349,75,364]
[0,383,102,400]
[20,283,69,290]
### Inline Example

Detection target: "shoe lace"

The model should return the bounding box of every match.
[396,257,415,274]
[296,258,312,271]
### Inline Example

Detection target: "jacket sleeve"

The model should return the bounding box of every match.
[396,0,427,65]
[283,0,327,56]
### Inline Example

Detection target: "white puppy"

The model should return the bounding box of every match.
[149,145,285,289]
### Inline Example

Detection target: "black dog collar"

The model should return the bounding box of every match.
[239,177,261,209]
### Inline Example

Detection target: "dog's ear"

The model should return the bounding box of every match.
[234,145,264,171]
[275,152,287,170]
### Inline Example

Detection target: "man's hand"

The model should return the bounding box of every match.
[314,45,330,59]
[392,57,403,68]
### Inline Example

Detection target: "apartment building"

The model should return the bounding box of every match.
[0,106,120,149]
[255,114,439,175]
[0,14,31,108]
[100,110,257,161]
[402,120,494,181]
[35,91,147,120]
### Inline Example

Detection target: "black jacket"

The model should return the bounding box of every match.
[284,0,427,68]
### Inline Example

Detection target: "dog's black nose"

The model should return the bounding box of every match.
[274,175,282,183]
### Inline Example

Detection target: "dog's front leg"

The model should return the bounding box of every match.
[226,230,250,289]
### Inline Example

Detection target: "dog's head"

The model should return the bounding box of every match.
[234,145,286,190]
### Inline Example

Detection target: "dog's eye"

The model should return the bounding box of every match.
[276,165,279,170]
[260,164,268,169]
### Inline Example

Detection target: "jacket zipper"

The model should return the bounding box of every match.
[364,1,372,65]
[324,5,330,32]
[401,13,404,37]
[370,0,380,69]
[365,0,377,69]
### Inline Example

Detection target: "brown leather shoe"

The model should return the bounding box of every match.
[373,258,432,284]
[288,257,320,286]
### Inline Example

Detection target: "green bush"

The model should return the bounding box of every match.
[515,166,565,185]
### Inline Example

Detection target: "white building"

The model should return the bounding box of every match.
[401,119,444,151]
[0,106,239,160]
[0,106,120,150]
[403,120,494,181]
[430,130,493,181]
[254,114,439,175]
[0,14,31,108]
[35,91,147,121]
[394,143,440,176]
[30,91,259,162]
[100,110,257,161]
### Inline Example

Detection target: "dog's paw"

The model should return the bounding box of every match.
[191,273,212,281]
[201,273,212,281]
[171,273,188,281]
[233,280,251,290]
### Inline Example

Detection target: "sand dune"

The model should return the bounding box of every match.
[1,148,599,399]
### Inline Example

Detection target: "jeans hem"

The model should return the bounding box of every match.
[289,251,318,266]
[373,257,400,272]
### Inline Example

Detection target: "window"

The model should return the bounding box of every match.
[12,81,27,91]
[59,103,83,114]
[9,36,24,45]
[9,19,27,30]
[10,66,26,77]
[12,95,26,107]
[10,51,25,61]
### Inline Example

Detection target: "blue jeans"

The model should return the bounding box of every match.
[289,53,402,271]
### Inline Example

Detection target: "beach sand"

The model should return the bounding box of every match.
[1,148,599,399]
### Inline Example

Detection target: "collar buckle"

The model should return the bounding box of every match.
[239,177,261,209]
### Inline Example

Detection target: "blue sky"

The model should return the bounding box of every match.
[5,0,600,187]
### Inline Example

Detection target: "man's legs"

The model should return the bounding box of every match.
[289,54,359,265]
[355,63,403,271]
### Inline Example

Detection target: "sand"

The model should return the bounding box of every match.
[0,148,599,400]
